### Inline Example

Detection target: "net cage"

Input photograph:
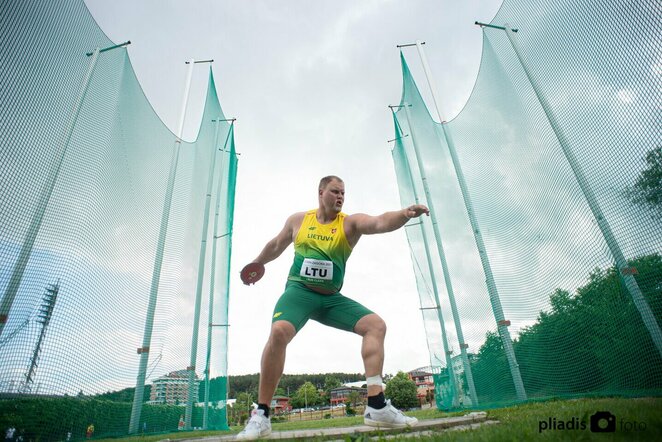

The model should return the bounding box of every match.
[1,0,237,438]
[392,0,662,410]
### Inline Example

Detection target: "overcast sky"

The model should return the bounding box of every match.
[82,0,503,377]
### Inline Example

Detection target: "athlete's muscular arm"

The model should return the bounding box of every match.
[345,205,429,246]
[252,212,305,265]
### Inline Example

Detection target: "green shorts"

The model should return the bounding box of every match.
[272,281,374,333]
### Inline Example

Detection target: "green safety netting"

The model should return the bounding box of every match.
[1,0,237,438]
[392,0,661,409]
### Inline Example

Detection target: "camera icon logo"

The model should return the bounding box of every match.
[590,411,616,433]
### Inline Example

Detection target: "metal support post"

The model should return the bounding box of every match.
[185,96,224,430]
[202,119,234,428]
[398,43,526,400]
[130,57,210,434]
[410,41,481,405]
[391,109,460,407]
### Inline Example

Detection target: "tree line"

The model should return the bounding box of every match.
[471,253,662,405]
[92,372,366,405]
[0,396,226,441]
[469,151,661,405]
[226,372,365,401]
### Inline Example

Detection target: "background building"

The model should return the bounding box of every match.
[408,367,435,407]
[329,385,367,406]
[149,370,200,405]
[270,395,292,414]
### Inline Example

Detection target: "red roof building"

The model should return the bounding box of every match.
[329,386,367,406]
[270,395,292,414]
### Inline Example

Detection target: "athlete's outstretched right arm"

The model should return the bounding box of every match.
[251,212,304,265]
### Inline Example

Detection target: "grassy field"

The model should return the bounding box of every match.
[279,406,350,421]
[94,397,661,441]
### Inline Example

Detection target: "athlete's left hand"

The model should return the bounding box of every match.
[405,204,430,219]
[240,262,265,285]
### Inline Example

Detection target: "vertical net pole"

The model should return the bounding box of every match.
[185,112,223,430]
[393,112,460,408]
[0,48,100,337]
[502,24,662,359]
[402,48,527,401]
[220,139,238,428]
[129,58,196,434]
[411,42,481,405]
[441,119,527,402]
[202,121,231,428]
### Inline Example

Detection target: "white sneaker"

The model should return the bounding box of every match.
[236,409,272,440]
[364,399,418,429]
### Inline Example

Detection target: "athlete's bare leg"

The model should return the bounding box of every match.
[258,320,296,404]
[354,313,387,396]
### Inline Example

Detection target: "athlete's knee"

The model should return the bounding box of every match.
[371,316,387,338]
[269,320,296,346]
[356,313,386,338]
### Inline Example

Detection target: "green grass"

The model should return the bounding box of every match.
[403,397,661,441]
[94,397,661,441]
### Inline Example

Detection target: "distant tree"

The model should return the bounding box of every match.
[94,385,151,402]
[473,253,662,404]
[628,146,662,217]
[228,374,259,399]
[0,397,224,439]
[226,373,363,399]
[291,382,319,409]
[470,330,516,403]
[518,253,662,395]
[235,393,254,415]
[230,392,254,425]
[323,376,341,404]
[385,371,418,409]
[347,390,361,407]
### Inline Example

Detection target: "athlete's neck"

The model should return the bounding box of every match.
[316,208,339,224]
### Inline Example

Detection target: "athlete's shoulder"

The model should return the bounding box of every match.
[343,212,369,223]
[342,212,374,233]
[287,211,309,223]
[285,211,308,239]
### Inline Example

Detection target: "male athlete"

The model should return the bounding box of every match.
[237,175,429,440]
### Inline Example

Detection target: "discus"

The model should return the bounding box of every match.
[240,262,265,285]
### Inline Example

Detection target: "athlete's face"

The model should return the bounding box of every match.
[319,179,345,213]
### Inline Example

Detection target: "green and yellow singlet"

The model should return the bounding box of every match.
[287,209,353,293]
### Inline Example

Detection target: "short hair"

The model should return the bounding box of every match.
[318,175,343,190]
